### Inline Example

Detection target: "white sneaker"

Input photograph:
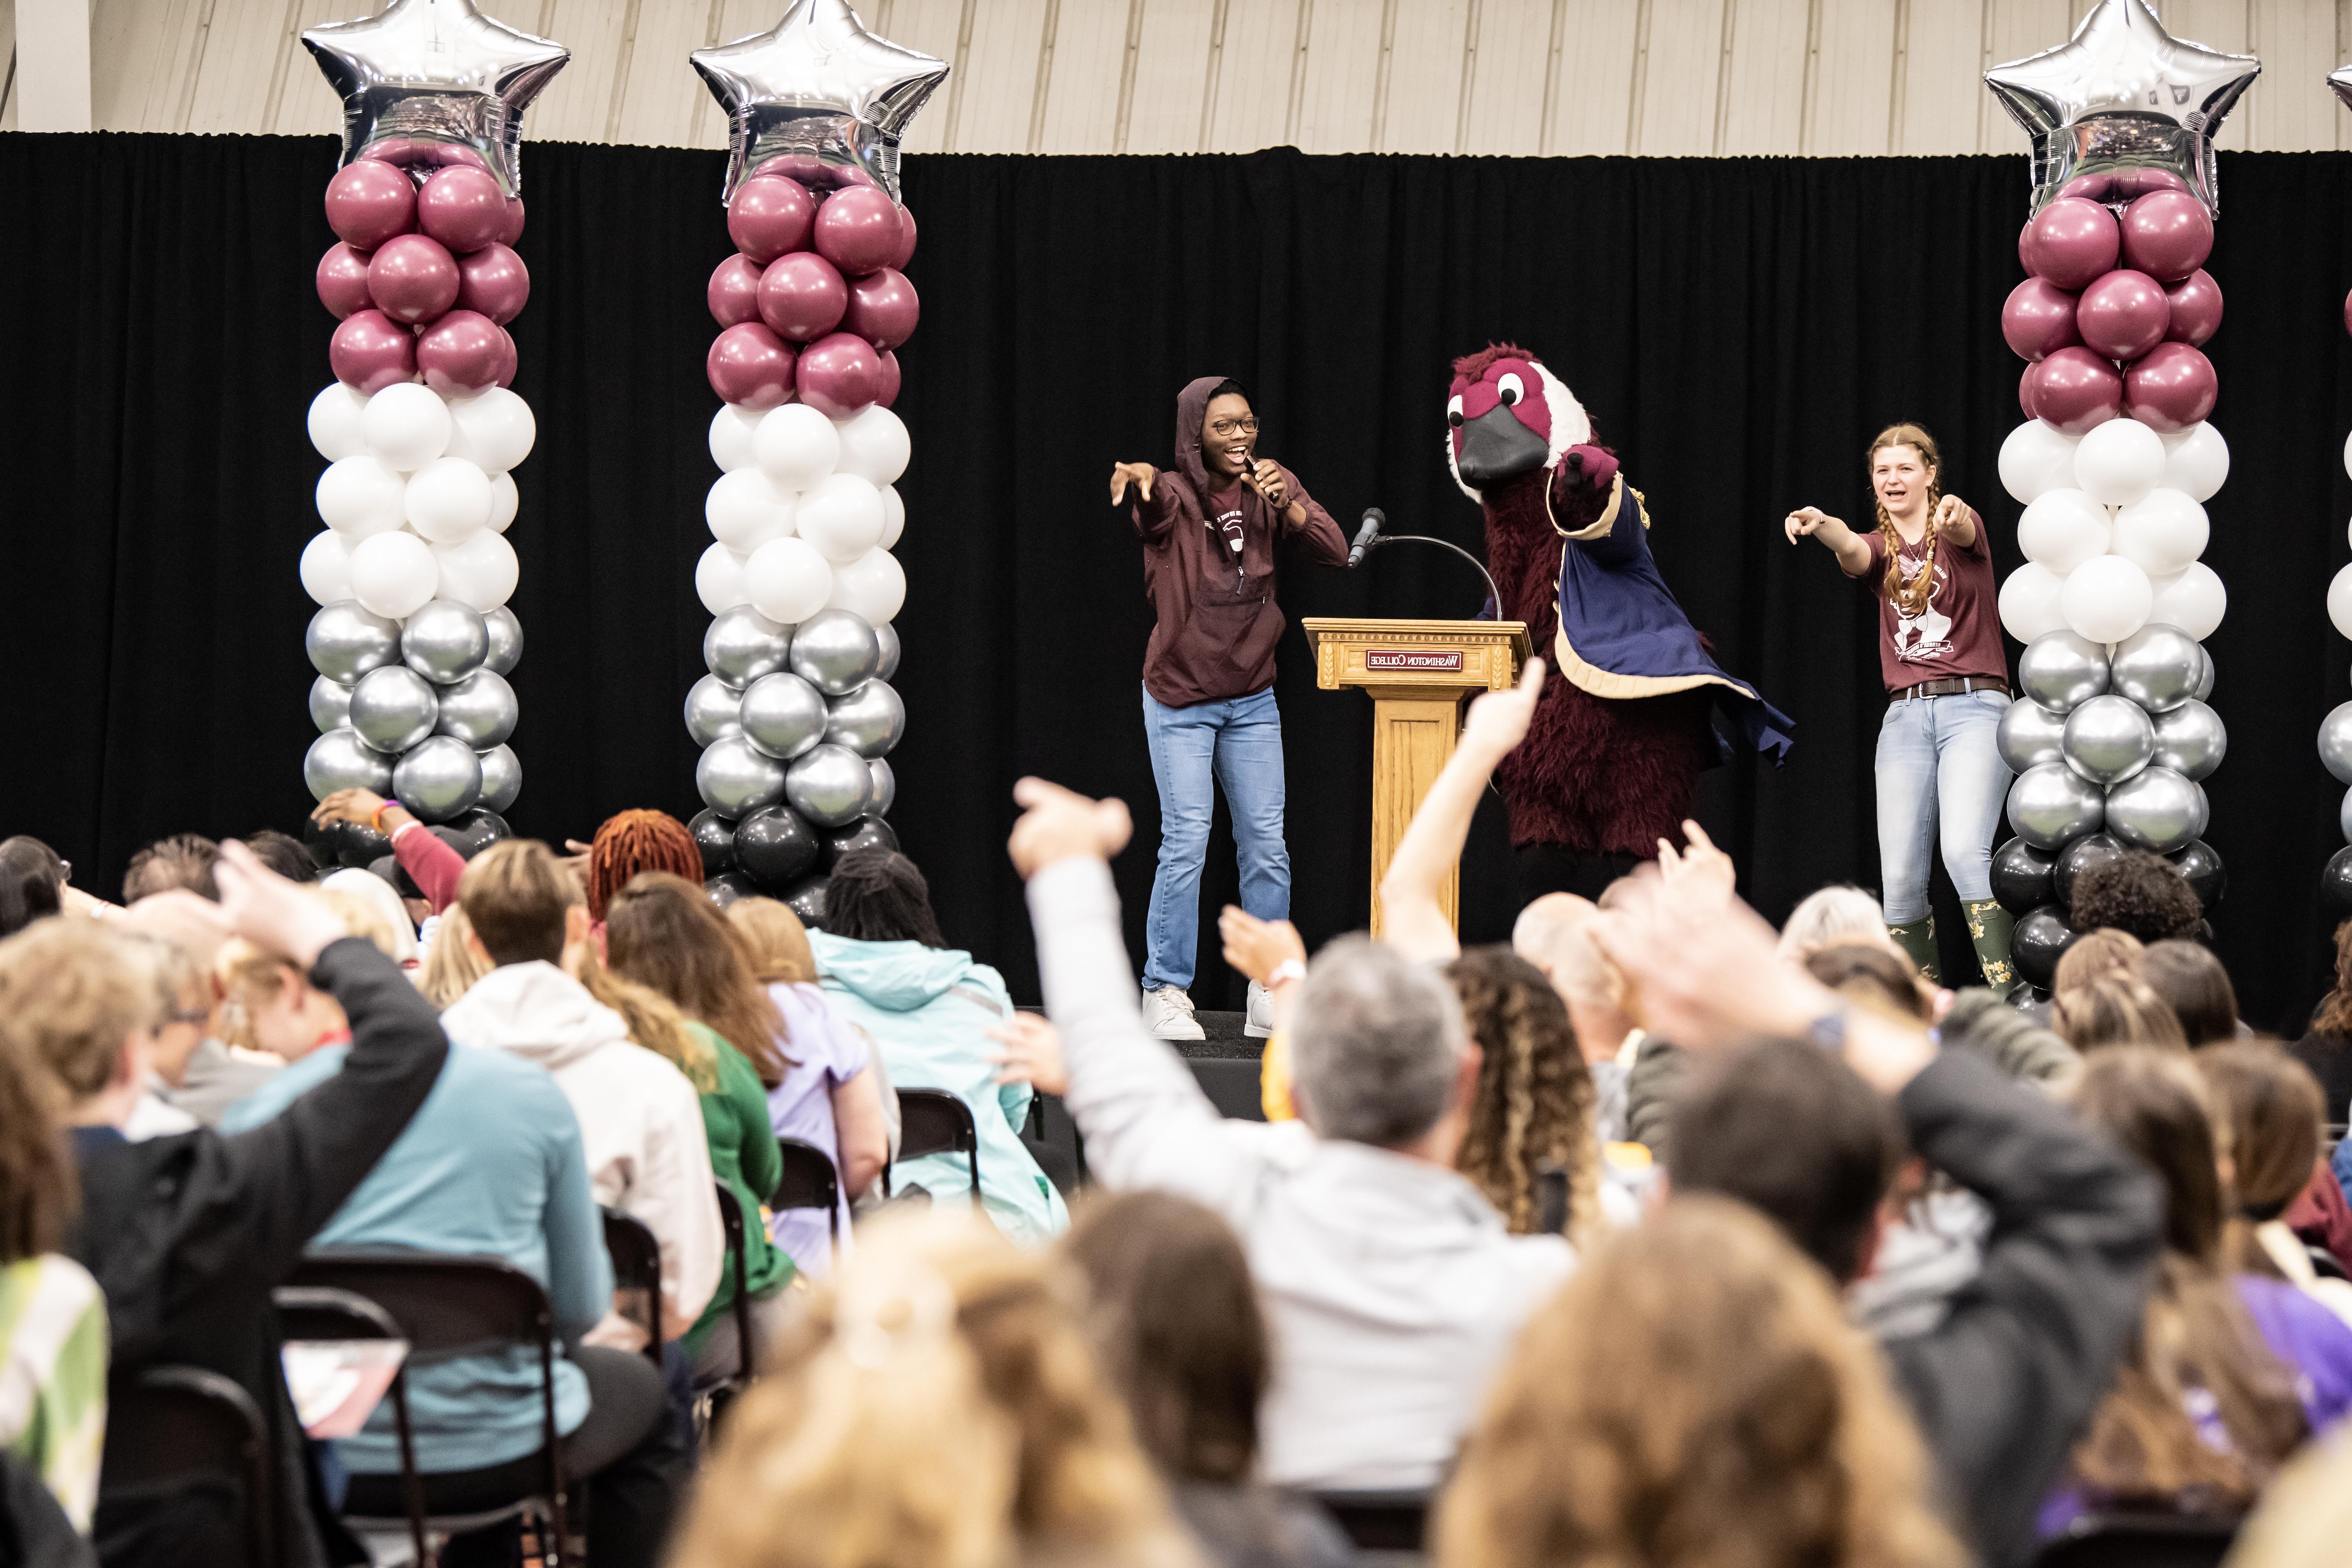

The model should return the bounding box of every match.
[1141,985,1206,1041]
[1244,979,1274,1038]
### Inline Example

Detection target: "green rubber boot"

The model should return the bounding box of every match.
[1965,899,2019,998]
[1887,917,1941,983]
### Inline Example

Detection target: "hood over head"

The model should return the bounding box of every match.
[1171,373,1238,500]
[808,931,991,1013]
[438,959,633,1070]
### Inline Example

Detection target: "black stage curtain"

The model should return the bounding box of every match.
[5,135,2350,1028]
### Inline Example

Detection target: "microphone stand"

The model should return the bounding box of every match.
[1355,533,1505,618]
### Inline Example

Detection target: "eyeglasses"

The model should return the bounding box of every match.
[1207,417,1259,438]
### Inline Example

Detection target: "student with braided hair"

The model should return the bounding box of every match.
[1785,424,2016,994]
[583,810,705,923]
[1442,946,1606,1244]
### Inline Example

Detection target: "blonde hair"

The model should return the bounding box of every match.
[316,887,406,963]
[2055,928,2145,996]
[318,868,419,964]
[2053,974,2189,1055]
[1868,424,1944,618]
[0,919,154,1102]
[216,890,389,1049]
[729,896,819,985]
[419,904,493,1009]
[1510,894,1624,1015]
[1439,1195,1963,1568]
[577,952,719,1094]
[1446,946,1601,1244]
[671,1210,1193,1568]
[1778,885,1891,960]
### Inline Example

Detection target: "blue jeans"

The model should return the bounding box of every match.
[1141,684,1290,992]
[1875,689,2013,923]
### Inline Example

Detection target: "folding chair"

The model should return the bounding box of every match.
[2033,1511,2237,1568]
[712,1184,756,1381]
[274,1285,425,1568]
[2309,1244,2350,1282]
[599,1208,665,1369]
[100,1365,274,1568]
[1312,1487,1430,1563]
[885,1088,981,1210]
[772,1137,842,1258]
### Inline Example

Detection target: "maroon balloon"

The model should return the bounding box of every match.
[708,255,764,327]
[324,162,416,251]
[2344,286,2352,341]
[795,332,881,419]
[2124,342,2217,433]
[416,310,506,397]
[813,188,902,278]
[875,349,902,410]
[498,198,526,248]
[889,206,918,271]
[2015,219,2035,278]
[2164,270,2222,347]
[316,242,375,319]
[2018,363,2043,422]
[329,310,418,395]
[2000,278,2081,362]
[2074,269,2170,361]
[728,178,816,265]
[2031,347,2125,436]
[367,234,460,325]
[416,166,507,254]
[842,267,919,351]
[756,252,848,342]
[455,242,529,325]
[2118,190,2213,284]
[2022,198,2119,290]
[708,323,798,409]
[491,327,518,390]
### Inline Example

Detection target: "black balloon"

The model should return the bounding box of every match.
[822,814,899,870]
[735,807,821,889]
[337,820,392,869]
[444,808,511,859]
[1990,836,2056,916]
[2006,985,2052,1014]
[2011,905,2078,991]
[301,814,340,870]
[2053,832,2127,907]
[782,874,829,928]
[2325,847,2352,913]
[689,809,738,877]
[704,871,759,907]
[2167,839,2225,912]
[364,854,424,903]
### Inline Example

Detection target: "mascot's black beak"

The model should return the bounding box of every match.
[1454,403,1550,488]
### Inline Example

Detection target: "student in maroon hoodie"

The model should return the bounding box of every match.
[1109,377,1349,1041]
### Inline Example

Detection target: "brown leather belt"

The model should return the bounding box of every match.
[1890,675,2010,702]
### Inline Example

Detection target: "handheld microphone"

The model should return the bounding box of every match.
[1348,507,1386,567]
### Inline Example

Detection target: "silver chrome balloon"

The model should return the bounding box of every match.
[307,601,402,683]
[349,665,441,754]
[393,735,484,823]
[2017,631,2110,716]
[2061,694,2156,787]
[784,742,874,828]
[2108,623,2201,715]
[304,729,395,801]
[476,742,522,814]
[1996,699,2067,773]
[2341,786,2352,847]
[872,623,901,681]
[2006,762,2105,850]
[705,606,793,690]
[400,599,490,685]
[482,606,524,676]
[2323,702,2352,787]
[2192,648,2214,702]
[2104,766,2206,854]
[435,668,518,748]
[697,735,789,818]
[788,609,882,697]
[740,671,828,760]
[686,674,746,748]
[2151,699,2226,782]
[310,676,356,735]
[824,678,904,758]
[868,757,895,817]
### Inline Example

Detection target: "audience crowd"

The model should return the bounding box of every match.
[3,657,2352,1568]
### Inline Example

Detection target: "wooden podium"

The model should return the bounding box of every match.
[1300,617,1533,936]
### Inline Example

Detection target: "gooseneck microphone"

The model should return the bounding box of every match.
[1344,505,1503,612]
[1347,508,1386,567]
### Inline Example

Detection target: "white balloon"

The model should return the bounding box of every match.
[362,383,452,471]
[403,456,494,544]
[1997,420,2080,505]
[2343,427,2352,483]
[308,383,370,461]
[299,530,354,606]
[2016,489,2111,575]
[2072,418,2168,508]
[2109,488,2208,579]
[880,485,905,550]
[316,455,410,539]
[710,405,763,474]
[487,470,518,533]
[832,404,910,487]
[444,388,535,474]
[707,469,796,552]
[2149,561,2226,641]
[746,536,834,624]
[795,472,886,563]
[434,530,520,612]
[2161,422,2229,503]
[1998,562,2070,643]
[2060,554,2153,644]
[697,542,752,615]
[2328,564,2352,640]
[827,547,906,625]
[754,403,842,490]
[348,529,441,620]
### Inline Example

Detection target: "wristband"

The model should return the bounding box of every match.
[1268,959,1307,988]
[388,819,422,845]
[371,799,402,835]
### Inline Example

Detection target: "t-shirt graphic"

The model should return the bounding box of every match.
[1208,486,1245,555]
[1892,550,1955,664]
[1859,513,2004,694]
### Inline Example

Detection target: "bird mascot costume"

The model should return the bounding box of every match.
[1447,343,1792,894]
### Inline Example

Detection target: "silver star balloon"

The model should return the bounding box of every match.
[2330,63,2352,115]
[1985,0,2257,217]
[692,0,949,205]
[305,0,569,196]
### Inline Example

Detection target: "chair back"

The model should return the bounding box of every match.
[713,1184,756,1379]
[1312,1488,1429,1553]
[600,1209,665,1366]
[2308,1244,2350,1282]
[101,1365,273,1568]
[895,1088,983,1210]
[772,1138,841,1248]
[272,1287,425,1567]
[2032,1512,2237,1568]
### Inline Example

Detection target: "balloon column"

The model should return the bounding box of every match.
[1983,0,2253,991]
[683,3,946,922]
[296,0,565,857]
[2320,65,2352,908]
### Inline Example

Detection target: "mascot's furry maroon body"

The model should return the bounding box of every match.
[1446,344,1791,879]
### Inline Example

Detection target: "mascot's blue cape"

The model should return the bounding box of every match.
[1552,474,1794,766]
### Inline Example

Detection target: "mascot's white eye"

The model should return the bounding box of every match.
[1497,373,1524,407]
[1446,394,1464,429]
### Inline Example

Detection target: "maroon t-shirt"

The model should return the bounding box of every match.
[1858,510,2006,694]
